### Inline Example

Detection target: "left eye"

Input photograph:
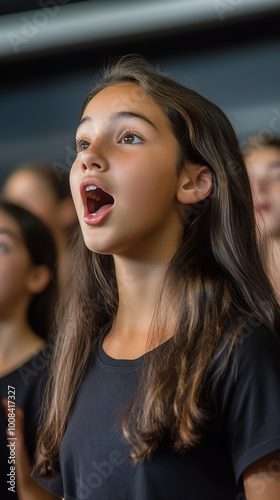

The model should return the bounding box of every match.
[121,133,143,144]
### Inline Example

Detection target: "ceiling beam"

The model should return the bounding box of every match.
[0,0,279,58]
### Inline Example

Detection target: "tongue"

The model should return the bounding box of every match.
[93,204,113,215]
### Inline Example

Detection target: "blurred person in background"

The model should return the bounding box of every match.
[2,162,77,291]
[243,136,280,299]
[0,200,59,500]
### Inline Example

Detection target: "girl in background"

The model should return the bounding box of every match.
[2,163,77,291]
[243,136,280,300]
[0,200,59,500]
[35,56,280,500]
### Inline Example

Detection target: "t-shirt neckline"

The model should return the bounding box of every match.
[97,335,145,368]
[97,325,173,368]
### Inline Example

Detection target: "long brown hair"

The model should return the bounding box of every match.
[35,55,280,475]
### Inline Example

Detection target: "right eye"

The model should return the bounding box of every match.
[75,138,90,152]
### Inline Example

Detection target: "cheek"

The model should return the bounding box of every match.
[0,261,29,306]
[120,158,177,213]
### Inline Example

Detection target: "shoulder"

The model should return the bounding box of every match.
[210,322,280,424]
[212,322,280,387]
[8,344,53,412]
[238,321,280,352]
[233,322,280,373]
[210,323,280,483]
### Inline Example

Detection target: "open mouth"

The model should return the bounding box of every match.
[85,185,115,215]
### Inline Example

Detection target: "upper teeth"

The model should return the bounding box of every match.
[86,185,98,191]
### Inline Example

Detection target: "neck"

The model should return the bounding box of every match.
[103,256,177,360]
[103,217,182,358]
[112,254,177,339]
[0,311,44,375]
[113,215,182,333]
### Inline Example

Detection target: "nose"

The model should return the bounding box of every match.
[80,141,109,173]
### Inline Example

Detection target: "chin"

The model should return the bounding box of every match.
[83,238,114,255]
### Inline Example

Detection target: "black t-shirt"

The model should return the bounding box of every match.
[36,325,280,500]
[0,346,50,500]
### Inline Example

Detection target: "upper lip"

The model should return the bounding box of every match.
[80,178,114,206]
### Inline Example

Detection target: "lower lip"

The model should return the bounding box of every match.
[83,204,114,226]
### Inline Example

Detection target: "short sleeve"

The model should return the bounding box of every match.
[33,471,64,498]
[212,324,280,483]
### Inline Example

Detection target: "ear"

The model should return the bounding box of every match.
[26,265,51,295]
[177,165,213,205]
[57,198,77,230]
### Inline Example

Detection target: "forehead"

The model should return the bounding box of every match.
[5,170,43,190]
[245,146,280,175]
[82,83,165,122]
[4,170,55,198]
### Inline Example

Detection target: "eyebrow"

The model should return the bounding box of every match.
[76,111,157,132]
[0,229,18,239]
[112,111,157,130]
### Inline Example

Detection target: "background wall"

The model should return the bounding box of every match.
[1,0,280,188]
